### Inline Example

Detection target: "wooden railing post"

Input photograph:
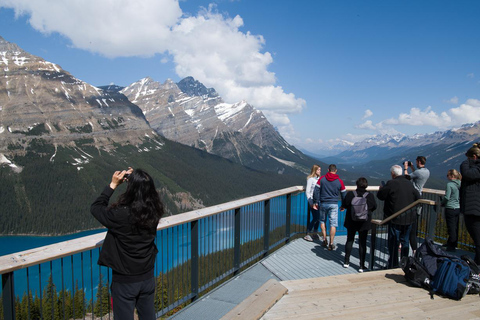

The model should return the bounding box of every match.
[191,220,199,302]
[286,193,292,243]
[264,199,271,257]
[2,272,16,320]
[234,208,241,275]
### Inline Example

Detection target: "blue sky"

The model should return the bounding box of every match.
[1,0,479,154]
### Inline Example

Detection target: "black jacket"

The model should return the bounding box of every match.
[91,186,158,282]
[460,159,480,217]
[342,188,377,231]
[377,176,420,225]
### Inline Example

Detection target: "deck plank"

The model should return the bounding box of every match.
[261,268,480,320]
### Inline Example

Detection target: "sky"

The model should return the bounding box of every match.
[1,0,479,155]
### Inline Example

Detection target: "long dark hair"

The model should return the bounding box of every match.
[114,169,164,231]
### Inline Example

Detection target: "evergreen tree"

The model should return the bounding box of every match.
[41,275,57,320]
[73,281,86,318]
[93,275,110,317]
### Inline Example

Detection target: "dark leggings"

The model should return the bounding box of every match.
[445,208,460,249]
[344,228,368,268]
[464,214,480,265]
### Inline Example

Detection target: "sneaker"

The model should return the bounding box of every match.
[303,234,313,242]
[358,268,364,273]
[343,263,349,268]
[328,244,336,251]
[322,239,328,247]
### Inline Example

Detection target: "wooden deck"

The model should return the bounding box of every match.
[258,268,480,320]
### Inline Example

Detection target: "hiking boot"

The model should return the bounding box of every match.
[328,244,336,251]
[322,239,328,247]
[303,234,313,242]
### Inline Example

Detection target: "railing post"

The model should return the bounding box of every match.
[426,202,439,240]
[286,193,292,243]
[2,272,16,320]
[191,220,199,302]
[264,199,271,257]
[234,208,241,275]
[370,224,377,270]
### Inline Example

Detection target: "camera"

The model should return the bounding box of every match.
[404,160,413,167]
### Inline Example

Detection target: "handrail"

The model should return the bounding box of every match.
[371,199,436,226]
[0,185,304,275]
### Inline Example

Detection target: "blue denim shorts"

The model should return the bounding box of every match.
[319,203,338,228]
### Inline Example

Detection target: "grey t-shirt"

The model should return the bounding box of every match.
[409,167,430,194]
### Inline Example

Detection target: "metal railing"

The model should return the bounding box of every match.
[0,186,475,319]
[0,186,306,319]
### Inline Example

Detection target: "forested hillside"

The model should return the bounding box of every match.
[0,137,304,235]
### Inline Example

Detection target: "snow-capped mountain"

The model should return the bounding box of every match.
[0,36,156,159]
[121,76,313,173]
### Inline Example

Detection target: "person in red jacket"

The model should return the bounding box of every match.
[312,164,346,250]
[91,168,164,320]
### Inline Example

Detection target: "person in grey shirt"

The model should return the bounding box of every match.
[404,156,430,252]
[404,156,430,194]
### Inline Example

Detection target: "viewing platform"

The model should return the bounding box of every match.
[0,186,478,319]
[170,236,479,320]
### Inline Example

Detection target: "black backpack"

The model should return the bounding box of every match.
[461,254,480,294]
[350,191,369,221]
[401,256,431,289]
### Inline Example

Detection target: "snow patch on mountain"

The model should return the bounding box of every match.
[215,101,247,122]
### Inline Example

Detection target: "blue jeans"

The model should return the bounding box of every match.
[387,223,412,268]
[307,205,320,233]
[320,203,338,228]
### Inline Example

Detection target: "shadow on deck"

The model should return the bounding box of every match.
[168,236,478,320]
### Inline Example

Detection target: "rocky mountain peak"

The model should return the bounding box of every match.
[0,36,157,158]
[177,76,218,98]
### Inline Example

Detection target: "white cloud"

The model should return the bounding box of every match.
[0,0,305,137]
[467,73,475,78]
[445,96,459,104]
[357,120,376,130]
[362,109,373,119]
[360,99,480,133]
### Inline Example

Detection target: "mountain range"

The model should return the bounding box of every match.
[321,123,480,189]
[0,35,318,235]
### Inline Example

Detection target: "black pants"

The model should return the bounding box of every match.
[445,208,460,249]
[111,277,156,320]
[344,228,368,268]
[464,214,480,265]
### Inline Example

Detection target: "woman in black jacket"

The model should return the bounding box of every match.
[460,143,480,264]
[342,177,377,272]
[91,168,164,320]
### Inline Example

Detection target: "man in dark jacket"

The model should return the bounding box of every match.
[377,165,420,268]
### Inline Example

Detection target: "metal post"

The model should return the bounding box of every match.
[234,208,241,275]
[286,194,292,243]
[427,202,439,240]
[264,199,271,257]
[2,272,16,320]
[191,220,199,302]
[370,224,377,270]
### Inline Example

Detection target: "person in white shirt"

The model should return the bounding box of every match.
[304,165,321,242]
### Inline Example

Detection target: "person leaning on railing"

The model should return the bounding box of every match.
[91,167,164,320]
[460,143,480,265]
